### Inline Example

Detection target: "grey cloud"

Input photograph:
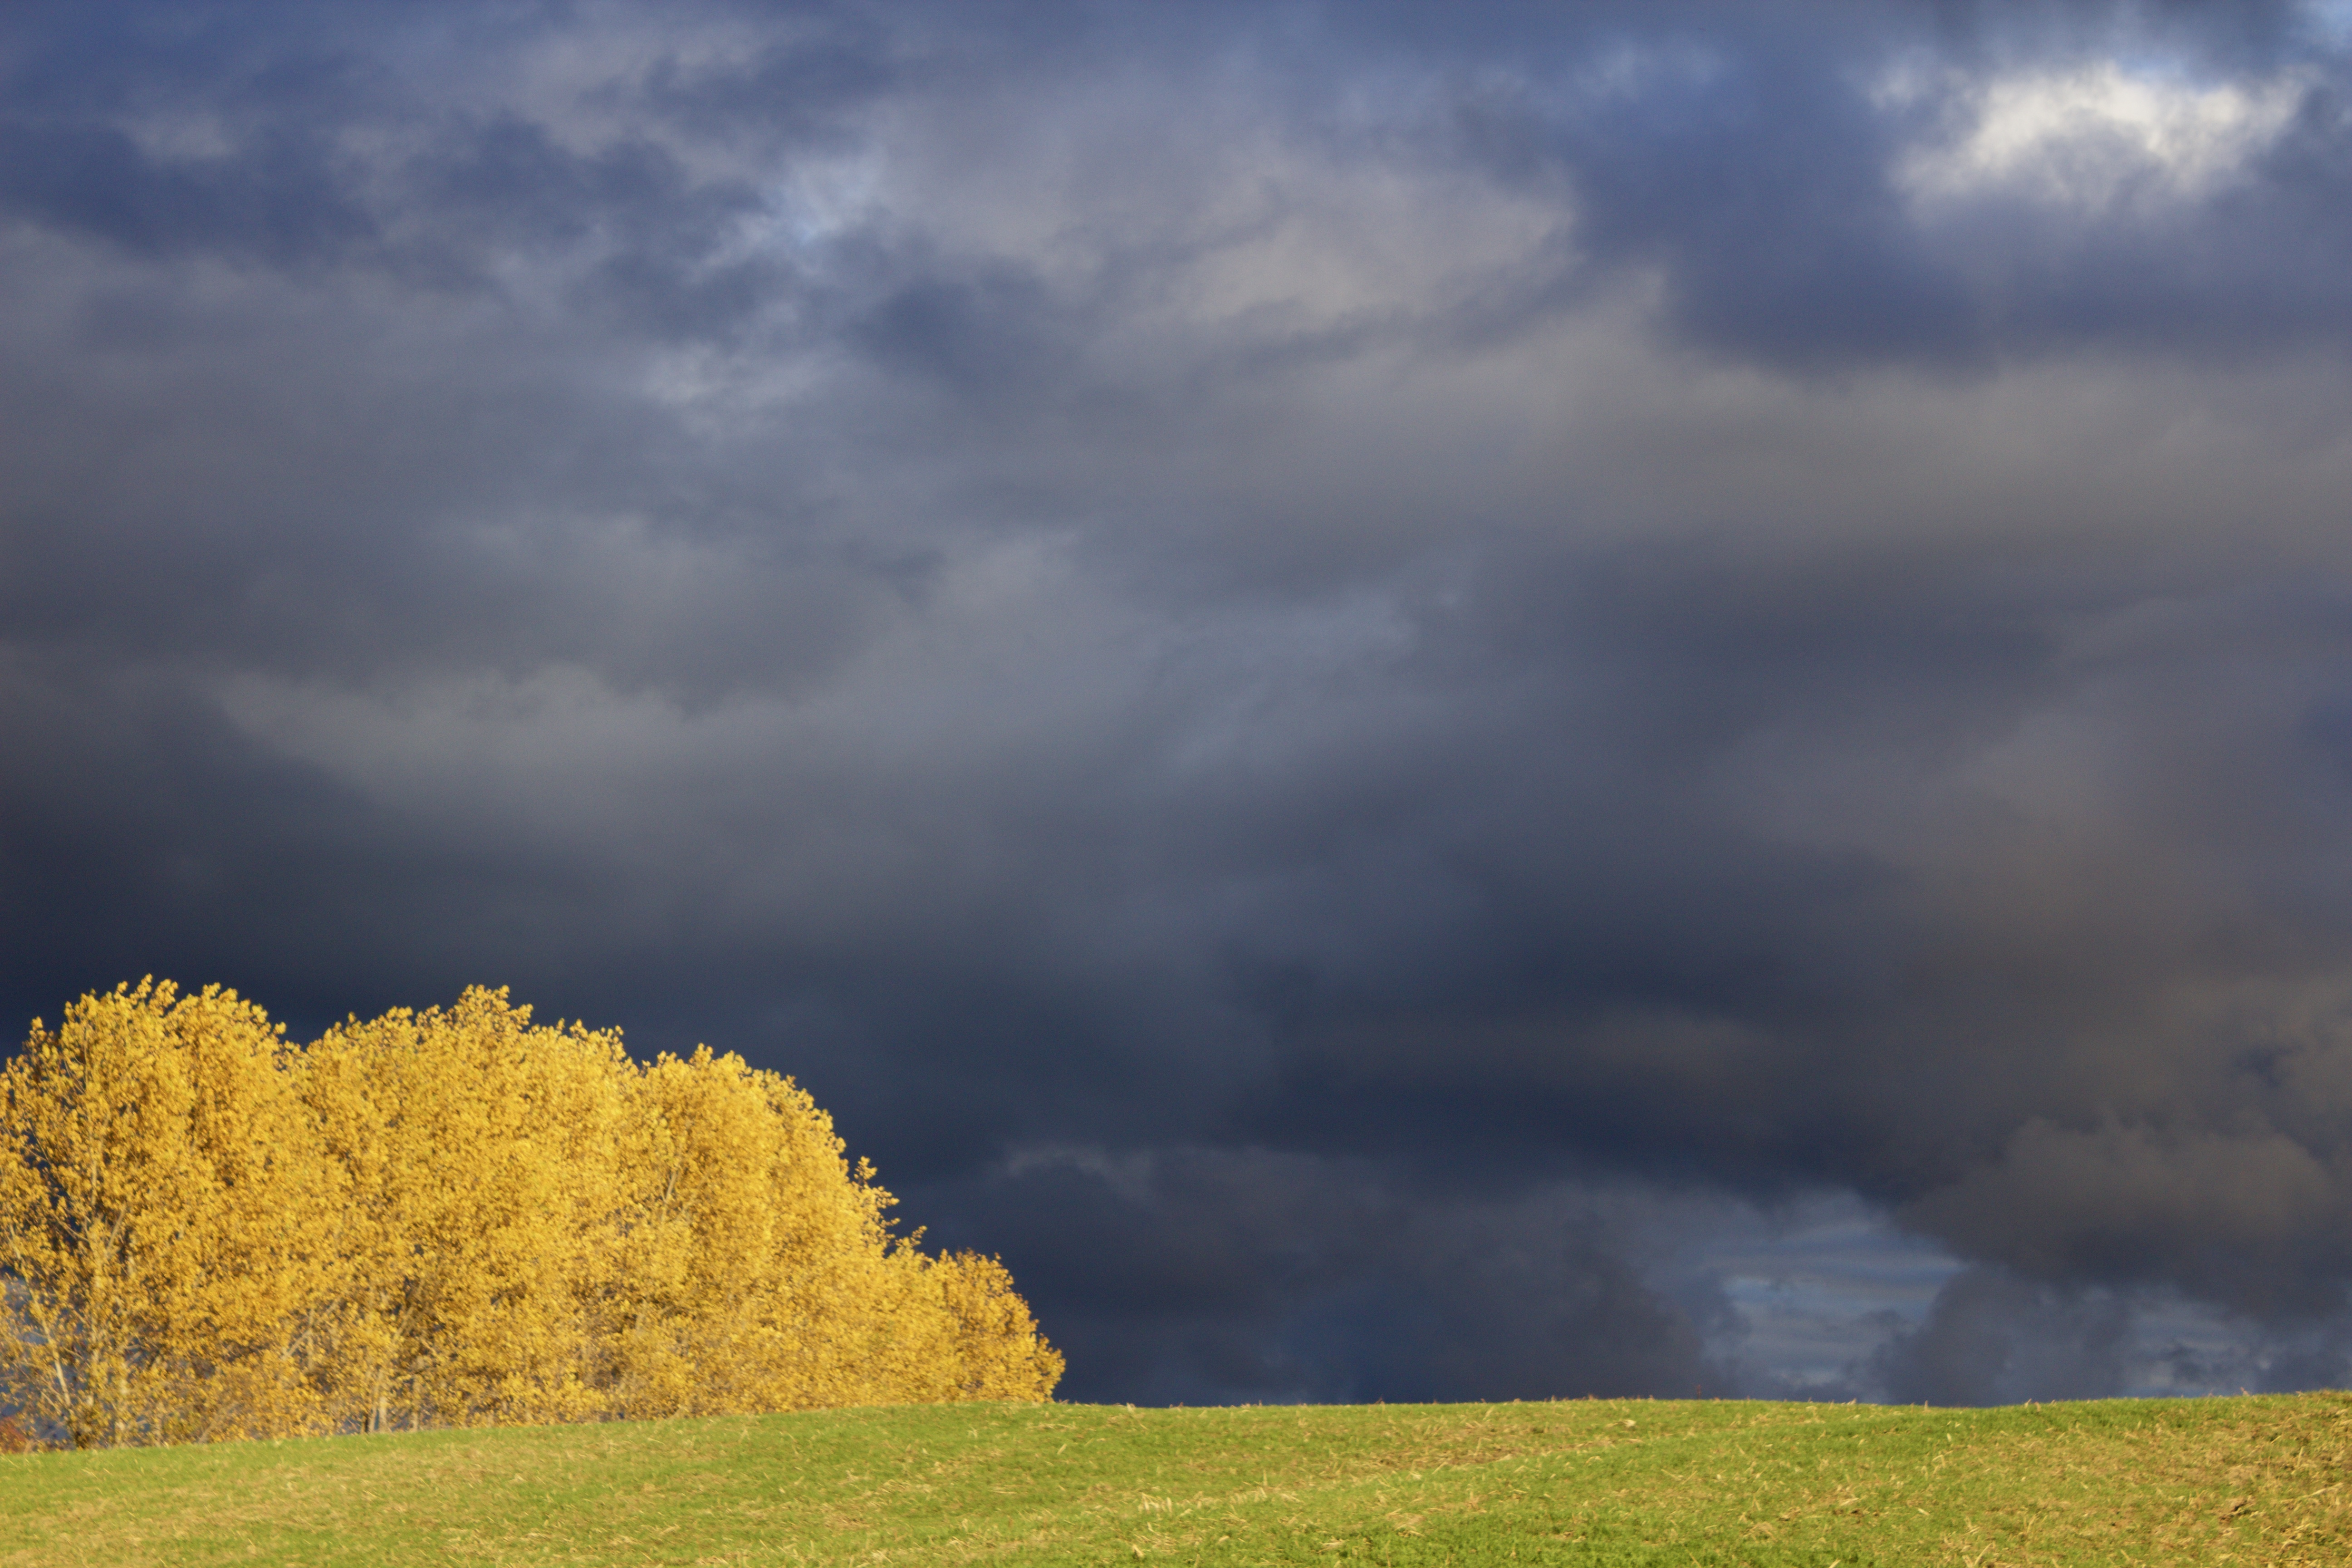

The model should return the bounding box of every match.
[8,0,2352,1403]
[1862,1265,2352,1405]
[1421,10,2352,367]
[850,268,1083,401]
[1871,1267,2133,1406]
[392,116,798,340]
[405,119,724,256]
[632,26,898,149]
[1538,53,1980,366]
[1905,1118,2352,1317]
[0,119,377,266]
[912,1151,1720,1404]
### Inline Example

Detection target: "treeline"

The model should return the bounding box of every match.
[0,981,1061,1449]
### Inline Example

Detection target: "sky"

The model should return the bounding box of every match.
[7,0,2352,1406]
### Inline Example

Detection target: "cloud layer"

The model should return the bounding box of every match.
[8,0,2352,1402]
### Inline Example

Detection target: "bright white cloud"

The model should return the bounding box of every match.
[1896,63,2306,209]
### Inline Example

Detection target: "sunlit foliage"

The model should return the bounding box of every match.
[0,981,1060,1447]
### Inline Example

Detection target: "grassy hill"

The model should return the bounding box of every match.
[4,1393,2348,1565]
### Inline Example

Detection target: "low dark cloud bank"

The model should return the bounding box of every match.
[9,0,2352,1403]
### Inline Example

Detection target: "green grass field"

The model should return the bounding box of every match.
[4,1394,2347,1566]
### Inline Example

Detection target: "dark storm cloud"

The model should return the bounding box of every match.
[633,22,898,147]
[0,119,374,266]
[1864,1264,2352,1405]
[1869,1267,2134,1406]
[8,0,2352,1402]
[908,1150,1720,1405]
[1430,9,2352,364]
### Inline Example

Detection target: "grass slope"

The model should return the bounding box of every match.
[4,1394,2349,1566]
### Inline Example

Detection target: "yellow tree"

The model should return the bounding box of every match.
[0,981,339,1446]
[6,980,1062,1446]
[608,1048,1063,1414]
[300,987,633,1431]
[933,1251,1066,1401]
[609,1047,916,1414]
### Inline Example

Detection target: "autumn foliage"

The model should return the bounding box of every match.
[0,981,1061,1448]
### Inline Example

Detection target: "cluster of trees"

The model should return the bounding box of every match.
[0,981,1061,1448]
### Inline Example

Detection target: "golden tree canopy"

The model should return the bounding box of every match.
[0,981,1060,1448]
